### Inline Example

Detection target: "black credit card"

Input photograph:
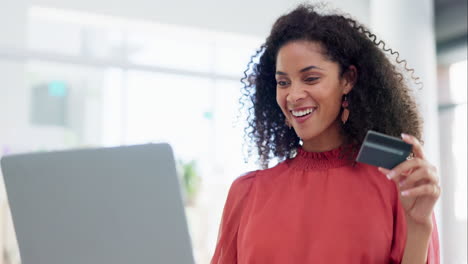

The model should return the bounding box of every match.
[356,130,412,169]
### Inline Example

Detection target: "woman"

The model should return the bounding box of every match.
[212,4,440,264]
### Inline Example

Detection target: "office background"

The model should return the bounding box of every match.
[0,0,466,263]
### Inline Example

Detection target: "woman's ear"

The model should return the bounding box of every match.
[343,65,358,94]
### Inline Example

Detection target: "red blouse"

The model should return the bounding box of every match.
[211,146,440,263]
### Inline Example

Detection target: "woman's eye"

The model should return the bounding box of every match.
[305,77,319,82]
[277,81,289,86]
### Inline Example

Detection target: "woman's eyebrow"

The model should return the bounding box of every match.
[276,65,324,75]
[299,65,324,72]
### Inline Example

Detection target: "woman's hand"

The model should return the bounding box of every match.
[378,133,441,227]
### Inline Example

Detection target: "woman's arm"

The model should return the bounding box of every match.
[378,134,441,264]
[211,171,256,264]
[401,219,432,264]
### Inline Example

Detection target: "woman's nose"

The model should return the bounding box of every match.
[287,84,307,103]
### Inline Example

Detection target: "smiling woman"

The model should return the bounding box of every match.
[241,7,424,168]
[275,41,357,152]
[211,4,440,264]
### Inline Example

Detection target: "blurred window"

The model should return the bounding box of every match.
[0,6,263,264]
[449,60,467,221]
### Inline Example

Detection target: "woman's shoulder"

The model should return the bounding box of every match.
[234,160,288,182]
[229,170,259,197]
[221,171,258,215]
[229,162,284,194]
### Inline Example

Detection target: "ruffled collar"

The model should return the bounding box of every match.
[287,144,357,170]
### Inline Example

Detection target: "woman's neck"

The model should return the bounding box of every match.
[301,121,345,152]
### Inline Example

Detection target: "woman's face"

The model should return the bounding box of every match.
[275,41,355,151]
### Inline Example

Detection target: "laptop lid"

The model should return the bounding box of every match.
[1,143,195,264]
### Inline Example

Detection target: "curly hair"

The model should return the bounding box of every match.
[241,4,423,168]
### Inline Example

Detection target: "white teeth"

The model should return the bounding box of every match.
[292,108,315,117]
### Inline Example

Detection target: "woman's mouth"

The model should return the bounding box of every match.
[290,107,316,124]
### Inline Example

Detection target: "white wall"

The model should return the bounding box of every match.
[28,0,370,37]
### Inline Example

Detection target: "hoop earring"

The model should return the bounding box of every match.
[341,95,350,124]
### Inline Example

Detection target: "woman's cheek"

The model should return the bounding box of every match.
[276,93,287,111]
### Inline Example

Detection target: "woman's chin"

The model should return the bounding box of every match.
[295,131,320,142]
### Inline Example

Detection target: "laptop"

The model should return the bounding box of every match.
[1,143,195,264]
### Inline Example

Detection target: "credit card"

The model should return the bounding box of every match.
[356,130,412,169]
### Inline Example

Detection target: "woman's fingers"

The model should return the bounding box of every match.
[378,160,438,190]
[377,134,440,191]
[399,166,438,189]
[401,133,426,160]
[400,183,441,198]
[381,158,426,182]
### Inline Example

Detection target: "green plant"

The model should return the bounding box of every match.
[176,159,201,206]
